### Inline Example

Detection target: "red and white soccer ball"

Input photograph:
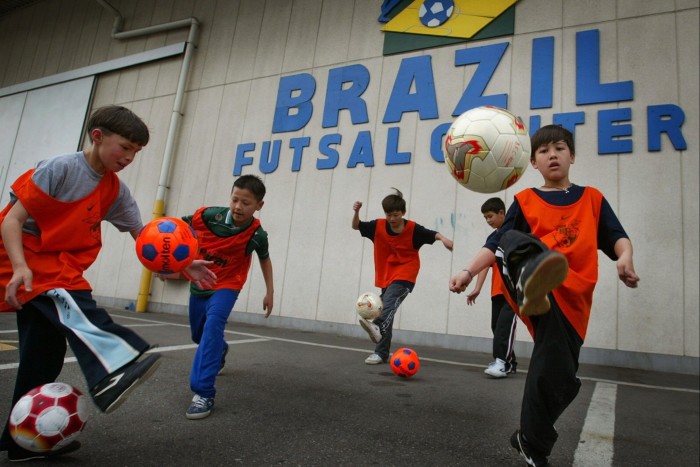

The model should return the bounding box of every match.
[135,217,199,274]
[444,105,531,193]
[390,348,421,378]
[356,292,383,320]
[9,382,89,453]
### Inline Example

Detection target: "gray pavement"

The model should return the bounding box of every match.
[0,309,698,466]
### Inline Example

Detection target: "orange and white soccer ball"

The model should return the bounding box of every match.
[355,292,383,320]
[444,106,531,193]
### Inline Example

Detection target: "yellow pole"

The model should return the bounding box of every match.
[136,199,166,312]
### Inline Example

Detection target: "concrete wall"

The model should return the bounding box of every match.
[0,0,697,373]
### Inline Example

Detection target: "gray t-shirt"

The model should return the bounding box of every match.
[11,152,142,235]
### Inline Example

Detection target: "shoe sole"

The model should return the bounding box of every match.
[186,409,212,420]
[520,253,568,316]
[365,358,384,365]
[359,319,381,343]
[484,368,508,378]
[103,353,162,414]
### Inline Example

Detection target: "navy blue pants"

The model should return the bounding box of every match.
[491,294,518,369]
[372,282,411,361]
[188,289,238,398]
[499,230,583,457]
[0,289,150,451]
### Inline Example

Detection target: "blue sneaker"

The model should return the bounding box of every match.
[186,394,214,420]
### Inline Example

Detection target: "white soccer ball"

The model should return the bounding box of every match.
[9,382,89,453]
[356,292,383,320]
[444,106,531,193]
[419,0,454,28]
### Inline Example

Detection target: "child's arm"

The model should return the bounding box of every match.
[449,247,496,293]
[466,268,489,305]
[614,237,639,288]
[259,256,274,317]
[1,201,32,309]
[352,201,362,230]
[435,232,454,251]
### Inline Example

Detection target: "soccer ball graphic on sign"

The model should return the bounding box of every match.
[136,217,199,274]
[356,292,383,320]
[419,0,454,27]
[390,348,421,378]
[9,382,89,453]
[444,106,531,194]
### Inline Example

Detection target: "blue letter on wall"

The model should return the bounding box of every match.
[576,30,633,105]
[383,56,439,123]
[453,42,509,115]
[647,104,687,151]
[272,73,316,133]
[598,108,633,154]
[323,64,370,128]
[234,143,255,176]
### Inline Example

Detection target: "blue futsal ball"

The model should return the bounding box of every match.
[419,0,454,28]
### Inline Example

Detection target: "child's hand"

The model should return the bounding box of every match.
[263,293,274,318]
[183,260,217,289]
[353,201,362,212]
[617,258,639,288]
[442,238,454,251]
[5,266,32,310]
[449,270,473,293]
[466,289,480,305]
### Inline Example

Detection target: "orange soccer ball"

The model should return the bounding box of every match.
[135,217,198,274]
[390,348,421,378]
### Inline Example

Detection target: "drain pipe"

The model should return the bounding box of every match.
[96,0,200,312]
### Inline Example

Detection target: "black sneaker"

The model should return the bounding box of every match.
[218,343,229,376]
[8,440,81,462]
[90,353,161,413]
[516,251,568,316]
[507,361,518,374]
[510,430,548,466]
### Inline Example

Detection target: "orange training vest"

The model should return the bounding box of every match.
[515,187,603,339]
[373,219,420,288]
[0,169,120,312]
[190,207,260,291]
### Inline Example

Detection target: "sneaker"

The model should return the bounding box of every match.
[364,353,386,365]
[359,318,381,343]
[516,251,568,316]
[510,430,548,467]
[484,358,508,378]
[8,440,81,462]
[90,353,161,414]
[218,343,229,376]
[507,361,518,374]
[186,394,215,420]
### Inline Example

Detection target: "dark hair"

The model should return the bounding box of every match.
[530,124,574,160]
[87,105,150,146]
[382,188,406,213]
[233,174,266,201]
[481,197,505,214]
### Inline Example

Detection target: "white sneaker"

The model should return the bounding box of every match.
[365,353,385,365]
[359,318,381,343]
[484,358,508,378]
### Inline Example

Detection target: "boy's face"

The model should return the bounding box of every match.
[92,129,143,173]
[483,210,505,229]
[229,187,263,226]
[384,210,405,231]
[531,139,574,182]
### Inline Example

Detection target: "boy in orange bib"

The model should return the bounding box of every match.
[450,125,639,466]
[353,188,453,365]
